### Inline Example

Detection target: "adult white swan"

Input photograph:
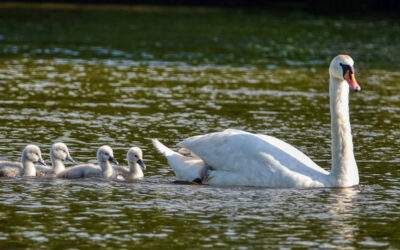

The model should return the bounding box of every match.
[153,55,362,188]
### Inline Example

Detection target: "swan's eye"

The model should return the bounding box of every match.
[134,155,138,158]
[340,63,354,76]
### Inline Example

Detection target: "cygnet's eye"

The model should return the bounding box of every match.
[134,155,138,158]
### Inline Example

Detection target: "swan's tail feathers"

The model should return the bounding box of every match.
[152,139,176,157]
[152,139,204,182]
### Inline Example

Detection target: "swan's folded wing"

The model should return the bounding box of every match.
[178,129,328,177]
[255,134,328,175]
[178,129,265,173]
[204,152,325,187]
[257,153,324,188]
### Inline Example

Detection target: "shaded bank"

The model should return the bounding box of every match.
[5,0,400,15]
[0,4,399,69]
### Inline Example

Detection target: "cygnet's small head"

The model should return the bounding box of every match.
[127,147,146,170]
[22,144,46,166]
[97,145,118,165]
[51,142,75,163]
[329,55,361,92]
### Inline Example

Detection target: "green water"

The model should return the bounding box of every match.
[0,4,399,248]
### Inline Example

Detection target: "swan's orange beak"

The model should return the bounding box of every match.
[344,71,361,92]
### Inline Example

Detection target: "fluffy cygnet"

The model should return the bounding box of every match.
[57,145,118,179]
[49,142,75,175]
[115,147,146,181]
[0,145,47,177]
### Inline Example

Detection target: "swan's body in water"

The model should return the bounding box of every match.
[115,147,146,181]
[0,145,47,177]
[57,145,118,179]
[153,55,362,188]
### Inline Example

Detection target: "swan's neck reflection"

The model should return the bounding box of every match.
[327,187,360,245]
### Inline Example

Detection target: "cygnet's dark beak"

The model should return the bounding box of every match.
[38,158,47,166]
[109,156,119,165]
[137,159,146,170]
[66,156,77,164]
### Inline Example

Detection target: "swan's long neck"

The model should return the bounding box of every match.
[51,155,65,175]
[100,161,114,178]
[22,157,36,177]
[329,77,359,187]
[129,162,144,179]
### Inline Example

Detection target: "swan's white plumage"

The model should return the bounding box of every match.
[153,139,206,182]
[178,129,328,187]
[153,55,361,188]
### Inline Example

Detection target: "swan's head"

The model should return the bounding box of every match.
[22,144,46,166]
[97,145,118,165]
[329,55,361,91]
[51,142,75,163]
[127,147,146,170]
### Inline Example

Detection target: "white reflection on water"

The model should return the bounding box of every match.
[327,188,359,247]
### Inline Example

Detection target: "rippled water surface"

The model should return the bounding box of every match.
[0,4,399,248]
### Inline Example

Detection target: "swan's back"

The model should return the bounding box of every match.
[179,129,328,178]
[57,163,101,179]
[0,161,23,177]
